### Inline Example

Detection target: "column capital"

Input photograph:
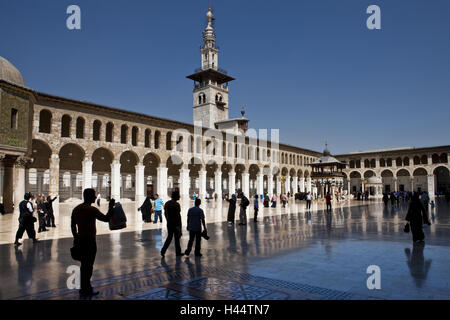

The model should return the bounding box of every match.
[15,156,32,168]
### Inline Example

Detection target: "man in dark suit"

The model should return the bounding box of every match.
[161,191,184,257]
[71,188,115,298]
[184,198,207,257]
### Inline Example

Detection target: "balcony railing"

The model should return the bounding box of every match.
[194,64,228,75]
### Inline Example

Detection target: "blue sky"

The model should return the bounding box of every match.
[1,0,449,154]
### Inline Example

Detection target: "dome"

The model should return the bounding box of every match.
[0,57,25,87]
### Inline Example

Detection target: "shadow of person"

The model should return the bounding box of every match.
[15,244,38,296]
[226,224,237,253]
[404,242,432,288]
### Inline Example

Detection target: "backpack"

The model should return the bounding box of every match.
[242,196,250,207]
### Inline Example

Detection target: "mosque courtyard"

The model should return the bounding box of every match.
[0,197,449,300]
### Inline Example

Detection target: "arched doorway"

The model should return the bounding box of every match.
[350,171,362,193]
[167,155,183,196]
[188,157,202,197]
[28,140,52,196]
[434,166,450,194]
[143,153,160,198]
[249,164,260,197]
[396,169,411,192]
[59,143,85,201]
[92,148,114,199]
[120,151,138,200]
[413,168,428,193]
[381,169,394,193]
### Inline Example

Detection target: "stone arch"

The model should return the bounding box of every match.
[421,155,428,165]
[39,109,52,133]
[289,168,296,177]
[396,168,411,177]
[434,166,450,193]
[120,150,139,174]
[121,124,128,144]
[440,153,448,163]
[413,156,420,165]
[132,126,139,146]
[304,170,310,178]
[143,152,161,176]
[297,169,303,178]
[61,114,71,137]
[30,139,52,169]
[144,129,151,148]
[92,147,114,196]
[363,170,376,178]
[76,116,85,139]
[281,167,288,176]
[59,143,85,171]
[93,120,101,141]
[381,169,394,177]
[106,122,114,142]
[379,158,386,167]
[154,130,161,149]
[395,157,402,167]
[413,167,429,176]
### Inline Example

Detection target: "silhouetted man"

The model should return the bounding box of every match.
[71,188,115,297]
[325,192,332,212]
[238,193,249,226]
[14,192,38,246]
[161,191,184,257]
[184,198,206,257]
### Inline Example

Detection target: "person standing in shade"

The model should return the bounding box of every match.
[139,196,153,223]
[382,193,389,206]
[405,193,431,243]
[45,195,58,228]
[184,198,207,257]
[226,194,237,225]
[14,192,38,246]
[36,195,48,233]
[306,192,312,210]
[238,193,250,226]
[153,194,164,224]
[325,192,332,213]
[253,194,259,222]
[161,191,184,257]
[71,189,115,297]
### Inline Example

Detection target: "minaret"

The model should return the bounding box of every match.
[187,4,235,129]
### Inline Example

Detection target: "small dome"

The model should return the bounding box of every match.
[206,9,214,20]
[0,57,25,87]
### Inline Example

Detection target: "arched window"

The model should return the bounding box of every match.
[364,159,370,168]
[413,156,420,165]
[61,115,71,138]
[93,120,101,141]
[76,117,85,139]
[145,129,151,148]
[370,159,376,168]
[387,158,392,166]
[432,154,440,164]
[166,132,172,150]
[440,153,448,163]
[154,131,161,149]
[121,125,128,144]
[106,122,114,142]
[403,157,410,166]
[396,157,402,166]
[176,135,183,152]
[421,155,428,165]
[379,158,386,167]
[39,110,52,133]
[132,126,139,146]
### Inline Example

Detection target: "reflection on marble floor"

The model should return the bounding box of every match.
[1,198,450,300]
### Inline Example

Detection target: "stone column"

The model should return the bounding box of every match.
[49,154,60,220]
[427,174,435,199]
[256,173,264,197]
[111,160,121,201]
[393,178,398,192]
[299,177,305,192]
[135,163,145,205]
[242,172,250,197]
[214,170,222,199]
[199,170,207,199]
[268,174,274,197]
[13,158,27,214]
[285,175,291,195]
[306,177,312,193]
[82,159,93,190]
[179,167,190,198]
[229,171,236,196]
[347,180,351,194]
[157,166,168,201]
[292,177,298,194]
[276,176,281,195]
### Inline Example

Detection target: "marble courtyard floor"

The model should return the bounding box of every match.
[0,198,449,300]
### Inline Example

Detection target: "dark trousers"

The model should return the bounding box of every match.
[239,207,247,225]
[38,212,46,231]
[326,202,332,212]
[411,223,425,242]
[254,208,258,221]
[79,238,97,295]
[15,223,36,241]
[185,231,202,255]
[46,210,55,227]
[306,200,311,209]
[161,227,182,255]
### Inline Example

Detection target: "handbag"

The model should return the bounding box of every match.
[70,245,82,261]
[404,222,410,233]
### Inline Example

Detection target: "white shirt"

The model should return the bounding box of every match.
[26,201,34,213]
[306,194,312,201]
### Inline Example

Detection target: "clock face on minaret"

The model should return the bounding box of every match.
[186,5,235,129]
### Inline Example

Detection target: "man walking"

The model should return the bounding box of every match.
[71,189,115,298]
[238,193,250,226]
[153,193,164,224]
[14,192,38,246]
[45,195,58,228]
[161,191,184,257]
[184,198,207,257]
